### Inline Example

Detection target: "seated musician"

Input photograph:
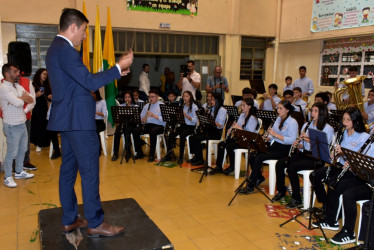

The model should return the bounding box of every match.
[133,89,144,106]
[239,100,298,194]
[283,90,302,112]
[111,91,143,161]
[272,102,334,208]
[140,89,166,162]
[164,90,178,105]
[259,83,281,111]
[202,91,213,110]
[329,141,374,245]
[310,107,369,234]
[174,91,198,164]
[293,87,307,112]
[325,91,337,111]
[188,93,227,166]
[215,98,258,174]
[360,88,374,127]
[234,88,259,109]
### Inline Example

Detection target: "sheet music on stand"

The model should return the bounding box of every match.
[328,113,342,132]
[111,106,141,125]
[223,105,240,120]
[234,130,268,154]
[160,104,185,126]
[341,148,374,185]
[137,101,145,110]
[256,110,277,130]
[231,95,243,106]
[196,112,216,130]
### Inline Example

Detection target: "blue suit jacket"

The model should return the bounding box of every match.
[46,36,120,131]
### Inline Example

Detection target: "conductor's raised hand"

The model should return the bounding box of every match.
[118,50,134,76]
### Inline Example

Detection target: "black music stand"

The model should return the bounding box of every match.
[111,106,142,164]
[136,101,145,110]
[249,79,266,94]
[156,105,185,167]
[231,95,243,106]
[328,113,343,132]
[256,110,277,131]
[330,109,344,117]
[279,129,330,243]
[228,130,272,206]
[223,105,240,137]
[193,112,217,183]
[341,148,374,250]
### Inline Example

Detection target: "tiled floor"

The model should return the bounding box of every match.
[0,137,356,249]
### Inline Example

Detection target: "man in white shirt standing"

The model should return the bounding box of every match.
[176,60,201,100]
[138,63,150,101]
[293,66,314,97]
[0,64,35,188]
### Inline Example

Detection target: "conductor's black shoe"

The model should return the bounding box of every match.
[223,166,234,175]
[272,192,286,202]
[238,185,255,195]
[135,153,144,159]
[111,154,119,161]
[147,156,155,162]
[255,175,266,187]
[191,159,204,166]
[285,199,303,209]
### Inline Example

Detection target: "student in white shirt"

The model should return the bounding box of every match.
[259,83,281,111]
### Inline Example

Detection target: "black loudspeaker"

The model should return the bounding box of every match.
[7,41,32,76]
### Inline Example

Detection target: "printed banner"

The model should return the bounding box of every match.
[311,0,374,32]
[127,0,198,16]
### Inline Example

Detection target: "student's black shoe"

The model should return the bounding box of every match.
[238,185,255,195]
[271,192,286,202]
[191,159,204,166]
[51,150,61,160]
[187,157,197,163]
[135,153,144,159]
[330,228,355,245]
[223,166,234,175]
[285,199,303,209]
[111,154,119,161]
[255,175,266,187]
[147,156,155,162]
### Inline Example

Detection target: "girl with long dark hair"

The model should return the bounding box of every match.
[310,107,370,240]
[174,91,198,164]
[239,100,299,194]
[188,93,227,166]
[215,98,258,174]
[272,102,334,208]
[30,68,52,151]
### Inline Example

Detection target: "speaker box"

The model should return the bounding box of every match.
[7,41,32,76]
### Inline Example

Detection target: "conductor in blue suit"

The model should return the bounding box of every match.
[46,8,133,237]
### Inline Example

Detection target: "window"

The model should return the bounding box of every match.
[96,30,219,55]
[240,37,266,80]
[319,36,374,88]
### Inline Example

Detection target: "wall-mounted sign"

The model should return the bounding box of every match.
[311,0,374,32]
[127,0,198,16]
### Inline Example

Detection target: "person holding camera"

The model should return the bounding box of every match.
[206,66,229,102]
[176,60,201,100]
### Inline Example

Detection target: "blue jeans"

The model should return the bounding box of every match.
[3,123,28,178]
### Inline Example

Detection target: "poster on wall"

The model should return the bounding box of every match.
[311,0,374,32]
[127,0,198,16]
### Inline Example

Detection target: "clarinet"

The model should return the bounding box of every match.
[288,120,312,158]
[329,129,374,189]
[142,103,151,131]
[223,118,238,143]
[263,115,278,141]
[323,127,345,184]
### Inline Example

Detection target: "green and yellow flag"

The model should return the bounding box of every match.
[103,7,117,126]
[93,5,103,74]
[82,1,90,71]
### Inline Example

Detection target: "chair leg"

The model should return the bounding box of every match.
[131,134,136,155]
[234,150,242,180]
[186,136,192,160]
[49,141,53,158]
[302,173,311,210]
[268,162,277,196]
[156,136,161,160]
[100,132,107,156]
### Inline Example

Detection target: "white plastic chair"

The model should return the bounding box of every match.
[356,199,369,245]
[141,133,167,160]
[297,170,314,209]
[263,159,278,195]
[225,118,263,179]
